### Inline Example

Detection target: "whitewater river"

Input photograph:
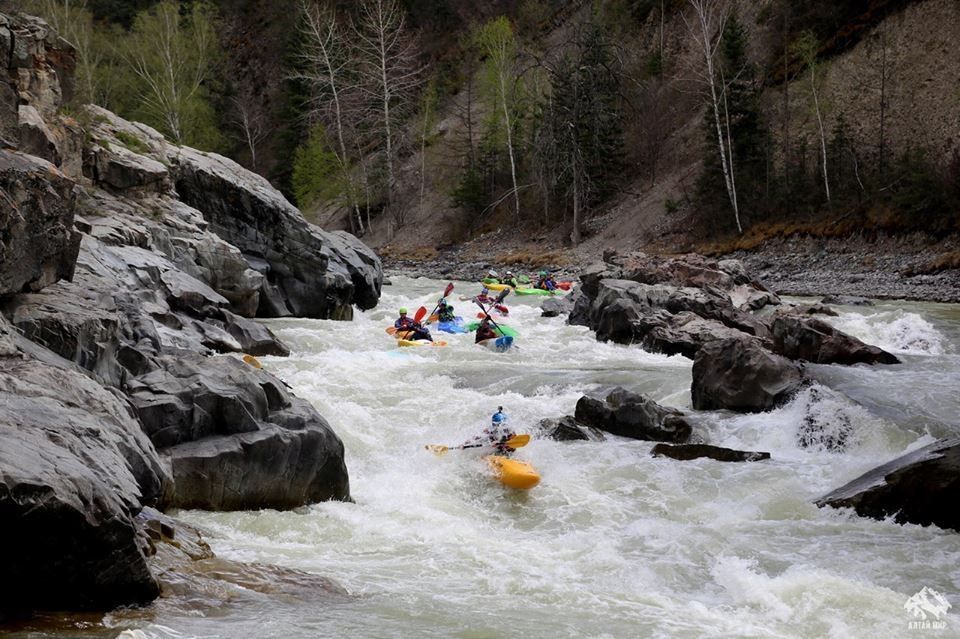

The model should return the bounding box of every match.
[35,278,960,638]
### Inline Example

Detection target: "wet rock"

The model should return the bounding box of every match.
[567,289,593,326]
[540,295,573,318]
[816,437,960,532]
[771,315,900,365]
[651,443,771,462]
[574,387,692,443]
[820,295,875,306]
[538,416,606,442]
[0,150,81,295]
[0,325,169,613]
[692,338,804,412]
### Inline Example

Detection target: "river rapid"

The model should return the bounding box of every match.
[37,278,960,638]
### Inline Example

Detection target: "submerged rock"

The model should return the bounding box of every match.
[651,443,771,462]
[820,295,874,306]
[538,416,606,441]
[816,438,960,532]
[574,387,692,443]
[691,338,804,412]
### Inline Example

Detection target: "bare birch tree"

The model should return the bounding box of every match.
[793,30,830,203]
[682,0,742,233]
[476,17,522,224]
[295,0,365,233]
[353,0,422,227]
[230,93,268,171]
[120,1,218,146]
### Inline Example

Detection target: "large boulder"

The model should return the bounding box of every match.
[0,150,81,295]
[0,319,169,612]
[126,354,351,510]
[816,438,960,532]
[691,338,804,412]
[771,315,900,365]
[574,387,692,443]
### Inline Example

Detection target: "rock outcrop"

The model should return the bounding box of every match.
[816,438,960,532]
[0,151,80,294]
[573,254,777,358]
[691,338,804,412]
[0,317,168,612]
[0,11,372,616]
[651,443,771,462]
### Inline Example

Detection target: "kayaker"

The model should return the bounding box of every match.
[437,298,457,323]
[462,407,517,456]
[395,308,433,341]
[500,271,519,288]
[475,317,498,343]
[474,287,494,305]
[535,271,557,291]
[482,270,499,285]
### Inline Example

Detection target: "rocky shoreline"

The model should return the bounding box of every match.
[382,231,960,304]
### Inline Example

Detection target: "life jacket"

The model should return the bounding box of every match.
[395,316,416,329]
[438,305,456,322]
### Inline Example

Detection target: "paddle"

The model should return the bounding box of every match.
[473,288,510,337]
[424,283,455,325]
[425,433,531,456]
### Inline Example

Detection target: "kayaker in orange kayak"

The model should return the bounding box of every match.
[395,308,433,341]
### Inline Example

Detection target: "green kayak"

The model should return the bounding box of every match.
[514,287,565,296]
[464,321,519,338]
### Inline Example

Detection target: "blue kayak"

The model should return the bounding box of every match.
[478,335,514,352]
[436,317,467,334]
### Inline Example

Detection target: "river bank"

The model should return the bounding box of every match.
[382,231,960,303]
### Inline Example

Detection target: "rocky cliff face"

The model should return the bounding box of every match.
[0,11,377,616]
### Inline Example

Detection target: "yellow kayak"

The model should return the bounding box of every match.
[485,456,540,490]
[397,339,448,348]
[478,282,513,291]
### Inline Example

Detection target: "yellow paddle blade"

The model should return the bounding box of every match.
[506,434,530,448]
[425,444,449,456]
[242,354,262,369]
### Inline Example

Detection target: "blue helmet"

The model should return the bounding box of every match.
[492,407,506,424]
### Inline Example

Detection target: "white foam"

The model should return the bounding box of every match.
[827,309,947,355]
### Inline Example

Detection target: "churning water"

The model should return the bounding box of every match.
[31,279,960,638]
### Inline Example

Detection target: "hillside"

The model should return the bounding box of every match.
[17,0,957,263]
[298,0,960,260]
